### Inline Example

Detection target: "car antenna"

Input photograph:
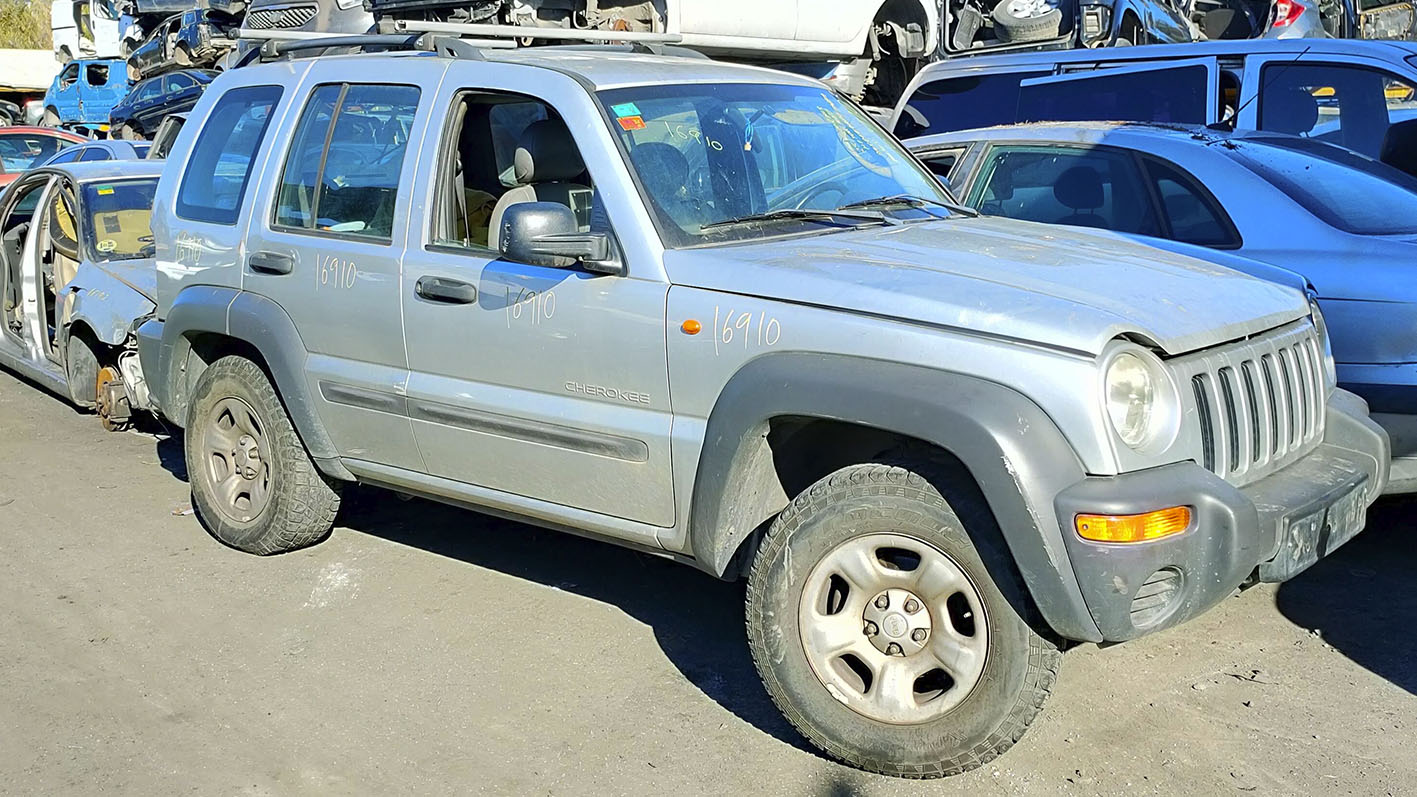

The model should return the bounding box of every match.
[1218,45,1312,129]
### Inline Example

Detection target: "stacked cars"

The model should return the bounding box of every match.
[2,17,1416,785]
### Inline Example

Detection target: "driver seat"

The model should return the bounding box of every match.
[488,118,590,252]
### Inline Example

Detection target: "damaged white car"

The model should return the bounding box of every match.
[0,161,159,431]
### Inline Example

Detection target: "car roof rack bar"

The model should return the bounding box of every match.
[381,18,684,45]
[246,31,517,63]
[535,42,710,59]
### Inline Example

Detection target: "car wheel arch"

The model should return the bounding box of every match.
[686,351,1103,642]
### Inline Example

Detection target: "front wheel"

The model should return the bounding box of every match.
[186,355,341,554]
[745,460,1060,778]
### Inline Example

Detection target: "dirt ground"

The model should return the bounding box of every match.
[1,367,1414,796]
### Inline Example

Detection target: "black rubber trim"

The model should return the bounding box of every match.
[688,351,1102,642]
[407,397,650,463]
[318,380,409,415]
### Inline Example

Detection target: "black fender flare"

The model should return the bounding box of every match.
[152,285,353,481]
[688,352,1103,643]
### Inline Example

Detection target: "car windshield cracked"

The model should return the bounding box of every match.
[598,83,954,248]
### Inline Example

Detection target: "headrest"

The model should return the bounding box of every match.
[1380,118,1417,178]
[1264,87,1320,136]
[1054,165,1104,211]
[513,118,585,184]
[629,142,689,198]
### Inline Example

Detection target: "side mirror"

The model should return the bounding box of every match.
[498,202,616,273]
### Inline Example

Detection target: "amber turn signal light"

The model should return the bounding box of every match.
[681,319,702,335]
[1075,506,1192,543]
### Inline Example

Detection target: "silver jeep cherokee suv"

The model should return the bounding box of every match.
[137,39,1390,777]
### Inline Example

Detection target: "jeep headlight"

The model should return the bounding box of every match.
[1103,348,1177,451]
[1308,291,1338,391]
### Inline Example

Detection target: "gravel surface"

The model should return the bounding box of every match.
[1,368,1413,795]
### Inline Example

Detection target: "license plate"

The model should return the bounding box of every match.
[1263,477,1369,582]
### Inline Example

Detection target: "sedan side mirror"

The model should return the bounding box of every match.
[499,202,617,274]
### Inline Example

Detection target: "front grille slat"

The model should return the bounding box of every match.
[1177,319,1324,488]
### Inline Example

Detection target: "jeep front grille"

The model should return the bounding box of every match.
[244,5,318,29]
[1172,319,1325,486]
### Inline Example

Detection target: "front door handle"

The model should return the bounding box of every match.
[248,251,294,275]
[415,276,477,304]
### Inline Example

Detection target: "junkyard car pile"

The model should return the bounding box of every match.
[2,24,1415,782]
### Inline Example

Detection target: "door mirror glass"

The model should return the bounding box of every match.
[498,202,612,271]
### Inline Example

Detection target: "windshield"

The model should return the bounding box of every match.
[82,179,158,262]
[0,133,74,173]
[597,83,953,247]
[1227,136,1417,236]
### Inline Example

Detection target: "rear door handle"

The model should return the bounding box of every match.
[248,251,294,275]
[415,276,478,305]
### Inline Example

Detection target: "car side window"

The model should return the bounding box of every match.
[85,63,111,87]
[970,145,1162,237]
[272,83,420,241]
[1142,157,1240,248]
[165,74,192,93]
[79,147,111,162]
[60,63,79,89]
[893,73,1050,138]
[135,80,161,102]
[176,84,282,225]
[918,147,965,181]
[48,147,84,165]
[432,92,598,253]
[1259,63,1417,159]
[1018,65,1211,125]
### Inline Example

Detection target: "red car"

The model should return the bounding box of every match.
[0,127,86,187]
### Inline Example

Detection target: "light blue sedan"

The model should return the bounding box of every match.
[907,122,1417,490]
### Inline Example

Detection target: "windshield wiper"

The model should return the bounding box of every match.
[699,207,897,233]
[839,194,979,217]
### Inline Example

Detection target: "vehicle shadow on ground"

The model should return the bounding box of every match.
[336,486,813,751]
[1274,496,1417,695]
[148,431,809,752]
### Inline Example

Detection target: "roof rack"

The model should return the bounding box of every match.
[378,18,684,45]
[236,30,517,65]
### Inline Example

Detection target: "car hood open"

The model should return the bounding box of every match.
[662,216,1309,357]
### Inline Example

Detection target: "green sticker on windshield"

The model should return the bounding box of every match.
[610,102,641,118]
[96,185,114,196]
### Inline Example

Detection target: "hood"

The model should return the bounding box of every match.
[662,217,1309,357]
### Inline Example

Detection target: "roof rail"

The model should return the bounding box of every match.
[533,42,710,59]
[379,18,684,45]
[234,30,516,66]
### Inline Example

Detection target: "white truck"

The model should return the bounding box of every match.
[51,0,133,63]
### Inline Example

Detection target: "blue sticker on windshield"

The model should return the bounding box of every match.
[610,102,641,118]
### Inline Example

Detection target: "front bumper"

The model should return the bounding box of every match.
[1053,388,1389,642]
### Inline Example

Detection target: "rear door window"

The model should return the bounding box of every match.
[79,147,111,162]
[176,84,282,225]
[85,63,111,87]
[1018,61,1216,125]
[893,72,1048,138]
[272,83,420,240]
[968,144,1163,236]
[1258,62,1417,159]
[1142,157,1241,247]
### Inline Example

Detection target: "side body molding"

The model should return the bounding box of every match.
[142,285,353,481]
[687,352,1103,642]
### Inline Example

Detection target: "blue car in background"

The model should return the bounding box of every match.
[41,57,130,136]
[907,121,1417,491]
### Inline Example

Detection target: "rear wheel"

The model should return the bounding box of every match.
[186,355,341,554]
[117,123,141,141]
[745,459,1060,778]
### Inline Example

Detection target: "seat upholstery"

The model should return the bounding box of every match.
[628,142,701,231]
[1264,87,1321,136]
[1380,119,1417,179]
[1053,165,1108,228]
[488,118,590,252]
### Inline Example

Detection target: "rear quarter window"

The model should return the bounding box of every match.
[176,84,282,225]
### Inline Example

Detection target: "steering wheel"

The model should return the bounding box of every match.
[787,181,851,211]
